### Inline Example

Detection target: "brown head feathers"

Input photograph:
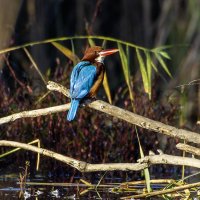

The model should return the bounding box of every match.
[81,46,103,62]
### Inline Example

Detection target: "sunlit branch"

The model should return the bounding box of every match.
[0,81,199,145]
[1,140,200,172]
[0,104,70,125]
[47,81,200,144]
[176,143,200,156]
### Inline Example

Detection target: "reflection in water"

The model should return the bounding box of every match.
[0,169,197,199]
[0,174,174,199]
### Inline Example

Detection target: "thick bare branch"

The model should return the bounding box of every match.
[0,104,70,125]
[0,140,147,172]
[138,154,200,169]
[47,81,200,144]
[176,143,200,156]
[1,140,200,172]
[0,81,199,145]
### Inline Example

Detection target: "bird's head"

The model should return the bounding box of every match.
[81,46,119,63]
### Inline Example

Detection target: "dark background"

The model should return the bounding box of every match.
[0,0,199,181]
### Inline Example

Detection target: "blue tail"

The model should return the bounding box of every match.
[67,99,80,121]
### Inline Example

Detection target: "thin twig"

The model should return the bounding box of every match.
[176,79,200,88]
[4,55,26,88]
[121,181,200,199]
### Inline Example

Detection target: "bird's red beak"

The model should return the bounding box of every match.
[99,48,119,57]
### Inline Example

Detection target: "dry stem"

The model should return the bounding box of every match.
[122,181,200,199]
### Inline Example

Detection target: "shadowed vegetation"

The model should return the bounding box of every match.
[0,1,200,199]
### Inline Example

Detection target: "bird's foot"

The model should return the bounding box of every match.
[82,96,97,106]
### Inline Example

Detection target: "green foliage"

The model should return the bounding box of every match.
[145,50,152,99]
[118,43,134,107]
[87,38,96,47]
[52,42,80,65]
[136,49,150,98]
[103,71,112,104]
[135,127,152,193]
[0,35,172,100]
[155,52,172,77]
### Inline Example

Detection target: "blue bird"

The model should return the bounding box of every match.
[67,46,119,121]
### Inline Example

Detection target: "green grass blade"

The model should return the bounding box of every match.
[0,139,40,171]
[0,35,143,55]
[155,52,172,77]
[0,35,173,56]
[150,60,158,72]
[126,45,134,107]
[136,48,149,95]
[101,40,107,48]
[118,43,134,106]
[52,42,79,65]
[145,50,152,99]
[23,48,46,85]
[135,127,151,192]
[70,39,78,66]
[70,39,75,53]
[126,45,130,73]
[117,43,128,79]
[88,38,96,47]
[159,51,171,60]
[152,45,175,52]
[103,71,112,104]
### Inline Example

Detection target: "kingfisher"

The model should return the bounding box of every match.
[67,46,118,121]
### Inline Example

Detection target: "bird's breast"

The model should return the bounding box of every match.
[87,63,105,97]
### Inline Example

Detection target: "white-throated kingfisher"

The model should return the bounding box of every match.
[67,46,118,121]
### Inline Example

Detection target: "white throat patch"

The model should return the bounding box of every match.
[95,55,105,63]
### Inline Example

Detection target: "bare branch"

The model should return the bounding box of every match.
[47,81,200,144]
[1,140,200,173]
[138,154,200,169]
[0,140,147,172]
[176,143,200,156]
[0,81,199,145]
[0,104,70,125]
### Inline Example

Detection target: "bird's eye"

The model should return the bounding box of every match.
[94,51,99,56]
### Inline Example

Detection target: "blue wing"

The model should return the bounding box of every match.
[70,61,90,93]
[70,61,97,99]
